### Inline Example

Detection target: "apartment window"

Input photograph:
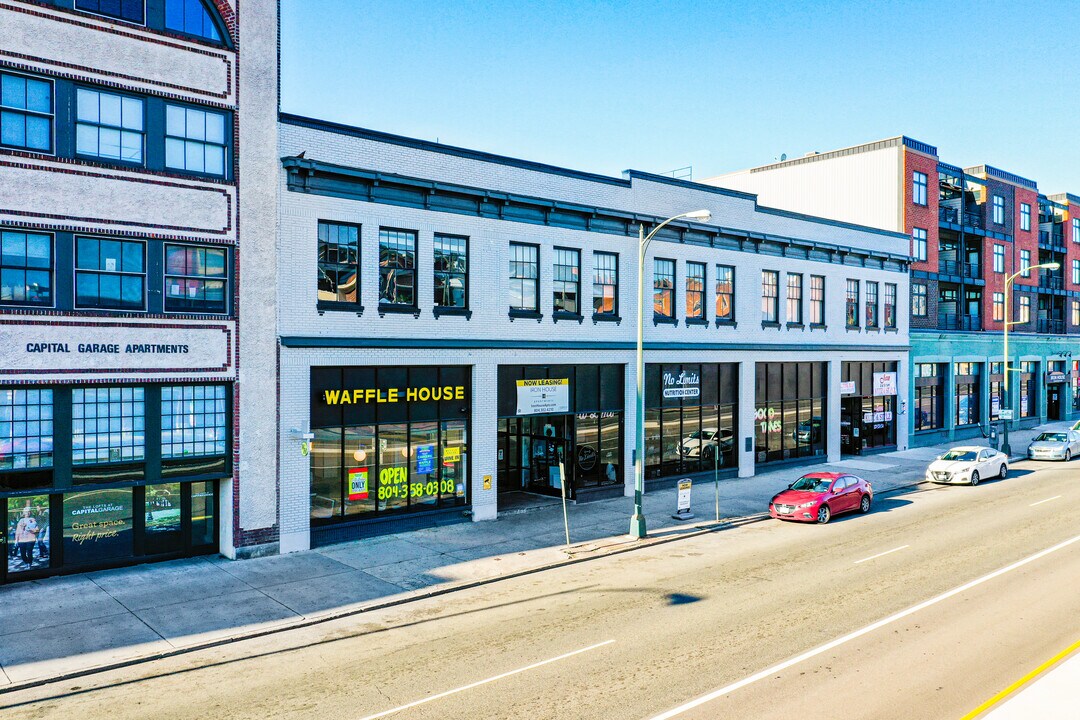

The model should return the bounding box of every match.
[653,259,675,319]
[1073,300,1080,327]
[884,283,897,329]
[686,262,705,320]
[1020,249,1031,277]
[786,273,802,325]
[165,0,223,41]
[913,171,928,206]
[433,234,468,309]
[161,385,227,458]
[76,88,144,163]
[761,270,779,324]
[809,275,825,325]
[1019,294,1031,324]
[993,244,1005,274]
[955,362,982,427]
[912,228,927,262]
[165,104,227,176]
[1073,218,1080,244]
[164,244,226,313]
[865,281,879,328]
[0,230,52,306]
[845,279,860,328]
[75,237,145,310]
[552,247,581,314]
[715,265,735,322]
[912,283,927,317]
[992,292,1005,322]
[992,195,1005,225]
[379,228,417,307]
[1020,203,1031,231]
[509,243,538,312]
[592,252,618,316]
[71,387,145,464]
[0,72,52,152]
[76,0,145,23]
[0,389,53,470]
[317,221,359,305]
[1073,259,1080,286]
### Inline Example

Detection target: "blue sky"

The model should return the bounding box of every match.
[281,0,1078,192]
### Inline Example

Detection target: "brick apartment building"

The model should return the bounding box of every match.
[705,137,1080,447]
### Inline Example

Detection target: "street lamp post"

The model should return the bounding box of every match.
[631,209,712,539]
[1001,261,1059,456]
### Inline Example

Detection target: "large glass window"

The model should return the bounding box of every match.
[165,104,226,176]
[76,89,143,163]
[0,72,52,152]
[72,387,145,464]
[914,364,944,431]
[75,237,145,310]
[0,389,53,470]
[593,252,618,316]
[786,273,802,324]
[434,234,468,309]
[865,281,879,328]
[716,265,734,322]
[164,244,226,313]
[754,362,827,464]
[884,283,897,329]
[378,228,417,307]
[509,243,538,312]
[317,221,359,305]
[653,259,675,319]
[553,247,580,314]
[809,275,824,325]
[913,171,928,206]
[955,362,981,426]
[645,364,738,478]
[686,262,705,320]
[1020,362,1037,418]
[76,0,145,22]
[0,230,52,306]
[161,385,227,458]
[846,279,860,327]
[165,0,223,41]
[1074,218,1080,244]
[7,495,50,574]
[761,270,779,324]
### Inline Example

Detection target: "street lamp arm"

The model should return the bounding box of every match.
[640,211,708,257]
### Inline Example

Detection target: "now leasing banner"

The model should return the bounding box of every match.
[515,378,569,416]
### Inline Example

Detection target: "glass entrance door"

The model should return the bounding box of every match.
[525,415,570,497]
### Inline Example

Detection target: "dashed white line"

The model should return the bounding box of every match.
[357,639,615,720]
[1030,496,1062,507]
[853,545,910,564]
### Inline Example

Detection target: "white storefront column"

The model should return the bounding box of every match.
[896,354,911,451]
[472,363,498,521]
[827,359,842,463]
[737,360,756,478]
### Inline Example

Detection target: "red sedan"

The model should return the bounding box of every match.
[769,472,873,524]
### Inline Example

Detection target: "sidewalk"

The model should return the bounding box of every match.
[0,420,1070,688]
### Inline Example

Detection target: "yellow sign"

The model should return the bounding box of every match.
[483,474,492,491]
[322,385,465,405]
[443,446,461,463]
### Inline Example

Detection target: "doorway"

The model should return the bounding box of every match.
[497,416,572,499]
[1048,384,1063,421]
[841,397,861,455]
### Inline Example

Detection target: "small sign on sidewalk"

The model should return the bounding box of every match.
[672,479,694,521]
[999,409,1014,420]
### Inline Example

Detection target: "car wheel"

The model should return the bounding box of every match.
[1066,450,1072,463]
[816,505,831,524]
[970,471,980,487]
[999,464,1008,480]
[859,494,871,514]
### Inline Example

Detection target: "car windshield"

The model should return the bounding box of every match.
[686,431,712,440]
[790,476,832,493]
[1035,433,1067,442]
[941,450,977,461]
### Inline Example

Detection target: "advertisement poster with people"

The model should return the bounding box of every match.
[7,495,50,574]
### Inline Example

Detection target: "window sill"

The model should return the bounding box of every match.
[884,327,899,333]
[653,315,679,326]
[865,326,881,333]
[592,313,622,325]
[846,326,861,332]
[714,319,737,328]
[433,306,472,319]
[786,322,805,329]
[761,321,782,330]
[317,301,364,316]
[809,323,827,331]
[509,309,543,322]
[685,317,709,326]
[378,304,421,318]
[553,310,584,324]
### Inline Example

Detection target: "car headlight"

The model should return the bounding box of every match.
[796,501,815,509]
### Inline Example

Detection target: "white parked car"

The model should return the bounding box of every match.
[1027,431,1080,462]
[926,446,1008,486]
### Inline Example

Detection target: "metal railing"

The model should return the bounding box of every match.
[939,207,959,224]
[1039,230,1066,250]
[1039,273,1064,290]
[963,211,983,229]
[938,313,982,331]
[938,260,982,278]
[1037,318,1065,334]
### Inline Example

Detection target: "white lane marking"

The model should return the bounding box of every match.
[853,545,909,564]
[1030,496,1062,507]
[648,532,1080,720]
[357,639,615,720]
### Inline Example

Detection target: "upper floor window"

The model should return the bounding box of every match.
[164,243,226,313]
[786,273,802,324]
[165,105,226,177]
[0,230,52,307]
[809,275,825,325]
[161,385,227,458]
[317,221,359,305]
[884,283,897,329]
[552,247,580,314]
[761,269,779,324]
[653,259,675,319]
[509,242,538,312]
[992,292,1005,322]
[593,252,618,316]
[76,88,144,164]
[378,228,416,307]
[1073,218,1080,244]
[1019,294,1031,324]
[1074,300,1080,327]
[0,72,52,152]
[913,171,928,206]
[845,279,860,328]
[1020,202,1031,231]
[912,228,927,262]
[686,262,705,320]
[75,237,145,310]
[71,387,145,465]
[993,244,1005,274]
[992,195,1005,225]
[912,283,927,317]
[1073,259,1080,286]
[715,265,734,322]
[165,0,223,42]
[865,281,879,328]
[76,0,145,23]
[1020,249,1031,278]
[434,234,468,310]
[0,389,53,470]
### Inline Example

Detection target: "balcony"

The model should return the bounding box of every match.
[1037,318,1065,334]
[1039,273,1064,290]
[963,211,983,229]
[938,314,982,331]
[938,260,982,279]
[939,207,958,224]
[1039,230,1066,251]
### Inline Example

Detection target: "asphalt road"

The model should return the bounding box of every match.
[4,459,1080,720]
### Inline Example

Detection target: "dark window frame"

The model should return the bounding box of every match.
[0,70,55,154]
[74,235,147,311]
[809,275,825,326]
[761,269,779,325]
[378,227,418,310]
[0,229,54,308]
[433,232,469,313]
[164,101,229,179]
[865,281,879,328]
[592,251,619,318]
[75,0,146,24]
[74,85,146,167]
[685,261,706,321]
[845,279,860,328]
[786,272,803,325]
[715,264,735,323]
[162,242,228,315]
[913,171,928,206]
[912,283,928,318]
[653,258,676,320]
[912,227,927,261]
[552,246,581,316]
[884,282,897,329]
[317,220,361,310]
[508,242,540,314]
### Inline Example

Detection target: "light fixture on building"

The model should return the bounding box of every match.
[353,449,367,462]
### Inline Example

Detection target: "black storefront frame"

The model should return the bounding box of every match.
[914,363,945,432]
[954,362,982,428]
[840,361,898,454]
[754,362,827,464]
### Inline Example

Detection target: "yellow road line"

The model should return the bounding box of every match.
[960,638,1080,719]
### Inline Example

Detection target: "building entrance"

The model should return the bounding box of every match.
[1048,384,1064,421]
[498,416,571,498]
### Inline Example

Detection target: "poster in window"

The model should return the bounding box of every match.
[347,468,369,501]
[144,483,181,537]
[7,495,50,574]
[63,489,133,566]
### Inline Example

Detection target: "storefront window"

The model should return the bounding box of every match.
[72,387,145,464]
[754,362,826,464]
[310,428,343,520]
[343,425,376,517]
[954,362,982,427]
[1020,362,1037,418]
[144,482,182,555]
[377,423,409,512]
[989,363,1004,422]
[161,384,227,458]
[645,363,738,478]
[63,488,134,567]
[190,480,216,548]
[6,494,50,574]
[914,363,944,431]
